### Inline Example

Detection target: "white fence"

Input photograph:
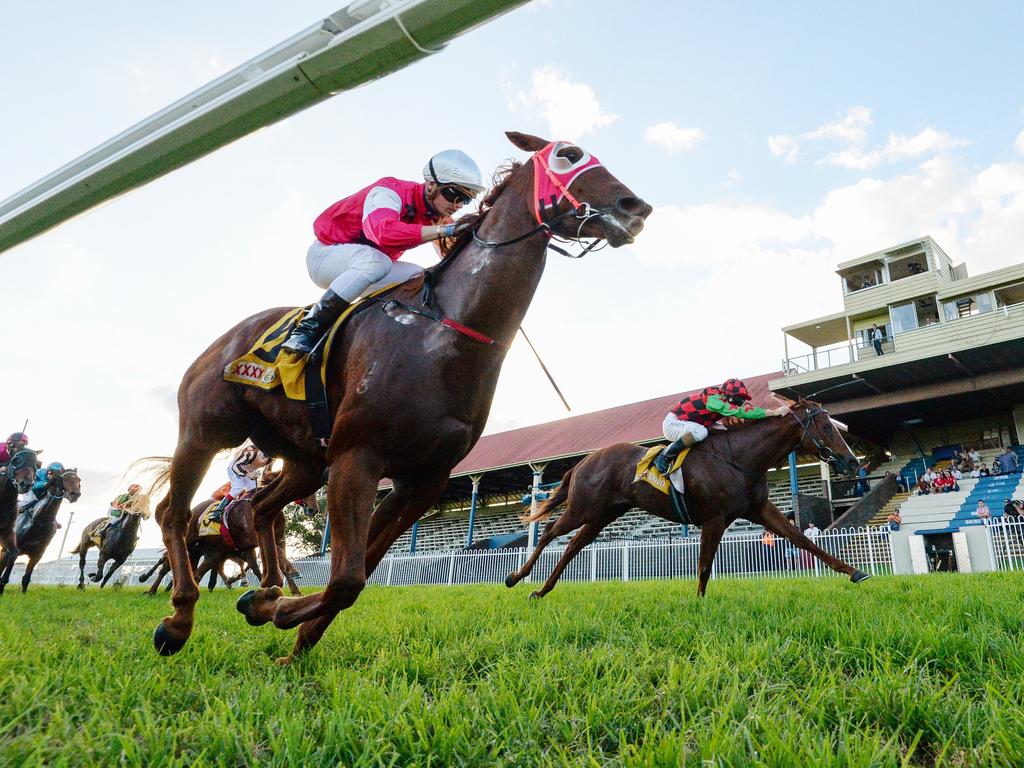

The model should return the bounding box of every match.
[985,518,1024,572]
[11,526,896,589]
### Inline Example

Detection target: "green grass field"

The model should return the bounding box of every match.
[1,574,1022,767]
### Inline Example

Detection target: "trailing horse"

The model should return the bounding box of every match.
[142,495,264,595]
[0,449,40,574]
[505,397,870,599]
[150,131,650,661]
[0,467,81,593]
[71,498,150,589]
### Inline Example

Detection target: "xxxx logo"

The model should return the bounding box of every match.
[227,361,265,381]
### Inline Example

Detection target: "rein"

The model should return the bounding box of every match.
[699,406,835,477]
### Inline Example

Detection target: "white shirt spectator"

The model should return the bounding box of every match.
[970,468,981,479]
[951,468,962,480]
[969,449,981,464]
[804,523,820,541]
[923,470,937,483]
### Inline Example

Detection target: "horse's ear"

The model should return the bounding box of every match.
[506,131,549,153]
[770,392,796,407]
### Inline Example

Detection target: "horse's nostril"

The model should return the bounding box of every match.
[616,196,651,218]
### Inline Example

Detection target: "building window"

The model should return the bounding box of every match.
[891,302,918,334]
[942,292,994,320]
[843,265,884,293]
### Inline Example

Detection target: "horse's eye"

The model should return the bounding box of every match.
[558,146,583,163]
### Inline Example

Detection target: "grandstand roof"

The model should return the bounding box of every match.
[450,371,782,477]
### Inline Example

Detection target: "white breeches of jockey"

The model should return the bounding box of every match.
[228,470,258,499]
[662,413,709,443]
[306,241,423,302]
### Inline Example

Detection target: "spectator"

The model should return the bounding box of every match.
[975,500,991,520]
[916,476,931,496]
[887,511,902,531]
[948,470,961,492]
[855,463,870,496]
[803,521,820,542]
[930,471,946,494]
[895,473,908,493]
[951,466,963,482]
[970,465,981,479]
[997,447,1019,474]
[871,324,884,356]
[969,448,981,466]
[923,466,938,484]
[992,460,1002,476]
[1005,498,1018,517]
[862,275,876,288]
[979,463,991,477]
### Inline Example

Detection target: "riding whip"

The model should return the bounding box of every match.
[518,326,571,412]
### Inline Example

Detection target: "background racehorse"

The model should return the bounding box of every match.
[506,398,870,599]
[0,449,40,571]
[71,495,151,588]
[0,467,81,593]
[151,131,650,660]
[141,495,284,596]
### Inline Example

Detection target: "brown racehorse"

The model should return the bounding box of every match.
[0,449,41,571]
[0,467,81,594]
[505,398,871,599]
[150,131,650,660]
[72,496,151,588]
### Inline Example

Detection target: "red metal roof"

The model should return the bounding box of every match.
[450,371,782,477]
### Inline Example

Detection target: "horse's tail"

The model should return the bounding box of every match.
[127,456,174,516]
[68,541,81,555]
[520,467,574,524]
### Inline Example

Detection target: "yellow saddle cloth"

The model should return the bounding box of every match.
[197,502,224,539]
[222,282,402,401]
[634,444,691,495]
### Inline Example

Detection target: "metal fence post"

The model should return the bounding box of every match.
[385,557,394,586]
[590,547,597,582]
[622,546,629,582]
[865,528,875,574]
[447,552,456,585]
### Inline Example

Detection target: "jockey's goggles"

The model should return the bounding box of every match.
[439,185,475,205]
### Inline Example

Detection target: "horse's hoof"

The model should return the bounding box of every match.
[153,622,188,656]
[528,590,542,600]
[275,655,293,666]
[76,583,84,591]
[236,587,280,627]
[504,573,519,588]
[851,570,871,583]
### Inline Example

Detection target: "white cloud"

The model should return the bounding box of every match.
[769,107,966,170]
[1015,129,1024,156]
[510,66,619,139]
[644,121,704,154]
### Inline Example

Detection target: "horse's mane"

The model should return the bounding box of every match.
[434,159,523,264]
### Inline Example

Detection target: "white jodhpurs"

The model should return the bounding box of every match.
[305,241,423,302]
[662,413,709,443]
[228,471,257,499]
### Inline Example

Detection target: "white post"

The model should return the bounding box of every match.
[866,528,875,574]
[385,558,394,587]
[590,547,597,582]
[622,546,629,582]
[527,462,546,551]
[447,552,456,585]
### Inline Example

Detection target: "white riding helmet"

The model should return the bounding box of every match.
[423,149,485,194]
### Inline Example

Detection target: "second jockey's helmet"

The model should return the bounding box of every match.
[424,149,485,195]
[721,378,752,402]
[47,461,64,473]
[7,432,28,445]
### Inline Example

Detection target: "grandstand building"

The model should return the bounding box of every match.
[384,236,1024,576]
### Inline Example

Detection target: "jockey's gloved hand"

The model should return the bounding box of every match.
[440,221,472,238]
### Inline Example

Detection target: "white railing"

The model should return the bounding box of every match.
[12,527,895,589]
[985,518,1024,572]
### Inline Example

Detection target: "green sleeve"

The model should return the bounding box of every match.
[706,394,768,420]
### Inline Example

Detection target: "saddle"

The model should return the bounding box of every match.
[634,445,693,524]
[223,281,405,401]
[197,498,247,550]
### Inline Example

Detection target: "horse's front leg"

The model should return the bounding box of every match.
[77,542,89,589]
[236,447,383,662]
[696,518,727,597]
[751,501,869,582]
[252,463,322,590]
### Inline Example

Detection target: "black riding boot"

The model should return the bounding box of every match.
[653,438,685,474]
[281,290,351,355]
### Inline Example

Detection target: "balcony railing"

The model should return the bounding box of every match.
[782,301,1024,376]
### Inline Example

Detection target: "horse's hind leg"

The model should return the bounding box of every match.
[505,507,588,588]
[530,520,609,599]
[90,556,107,582]
[153,443,220,656]
[696,518,727,597]
[0,551,15,595]
[751,501,867,582]
[77,542,89,589]
[147,560,170,596]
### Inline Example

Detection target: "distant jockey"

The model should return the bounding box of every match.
[0,432,30,466]
[108,483,143,527]
[281,149,485,355]
[217,440,271,512]
[652,378,791,474]
[19,461,64,512]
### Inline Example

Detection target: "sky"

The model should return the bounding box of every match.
[3,0,1024,558]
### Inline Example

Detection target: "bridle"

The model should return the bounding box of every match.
[48,469,79,500]
[790,405,843,464]
[2,449,37,493]
[471,143,612,259]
